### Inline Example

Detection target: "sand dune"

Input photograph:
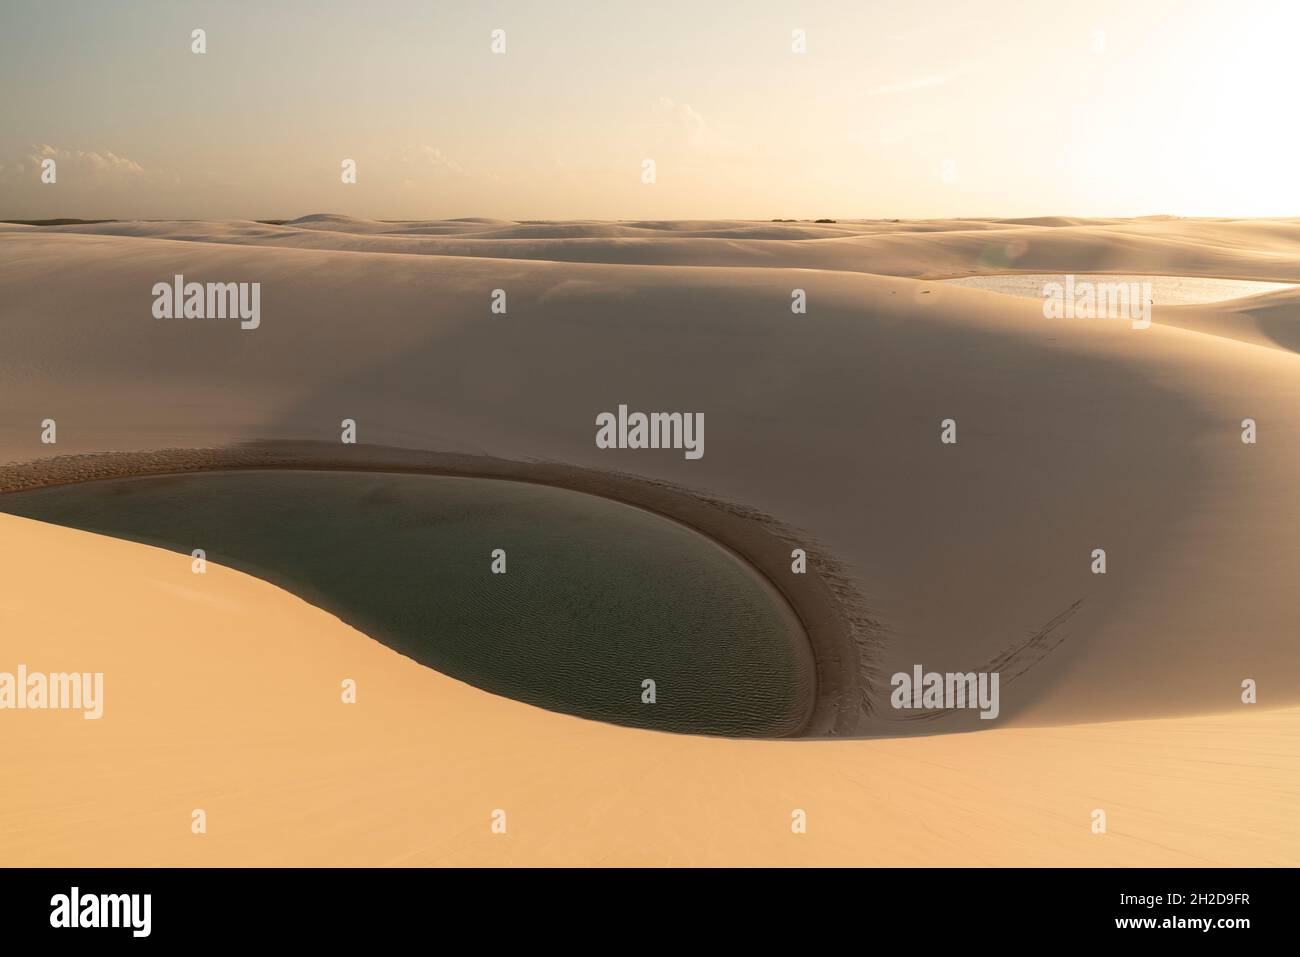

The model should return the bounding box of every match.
[3,216,1299,863]
[3,512,1296,866]
[1160,285,1300,353]
[8,215,1300,279]
[3,220,1299,735]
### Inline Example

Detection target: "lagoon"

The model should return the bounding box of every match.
[0,470,813,736]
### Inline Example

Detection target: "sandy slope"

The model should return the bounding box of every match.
[2,221,1299,735]
[3,512,1296,867]
[1160,285,1300,353]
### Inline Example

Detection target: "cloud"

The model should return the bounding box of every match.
[866,72,962,96]
[0,144,146,183]
[656,97,707,134]
[394,145,464,175]
[652,98,725,152]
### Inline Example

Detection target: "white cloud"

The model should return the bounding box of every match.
[656,97,707,134]
[394,145,464,175]
[652,98,726,152]
[866,72,962,96]
[0,144,146,182]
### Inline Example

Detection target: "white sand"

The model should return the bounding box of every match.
[3,219,1299,730]
[3,512,1296,866]
[2,216,1299,863]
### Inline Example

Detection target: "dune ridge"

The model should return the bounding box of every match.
[9,214,1300,281]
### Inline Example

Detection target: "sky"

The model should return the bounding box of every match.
[2,0,1298,221]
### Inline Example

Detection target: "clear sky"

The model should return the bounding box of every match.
[2,0,1297,220]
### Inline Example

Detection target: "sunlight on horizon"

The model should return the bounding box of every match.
[2,0,1298,220]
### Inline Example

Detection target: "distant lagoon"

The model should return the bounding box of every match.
[940,274,1294,304]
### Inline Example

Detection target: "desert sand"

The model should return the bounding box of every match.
[3,511,1297,866]
[2,215,1299,864]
